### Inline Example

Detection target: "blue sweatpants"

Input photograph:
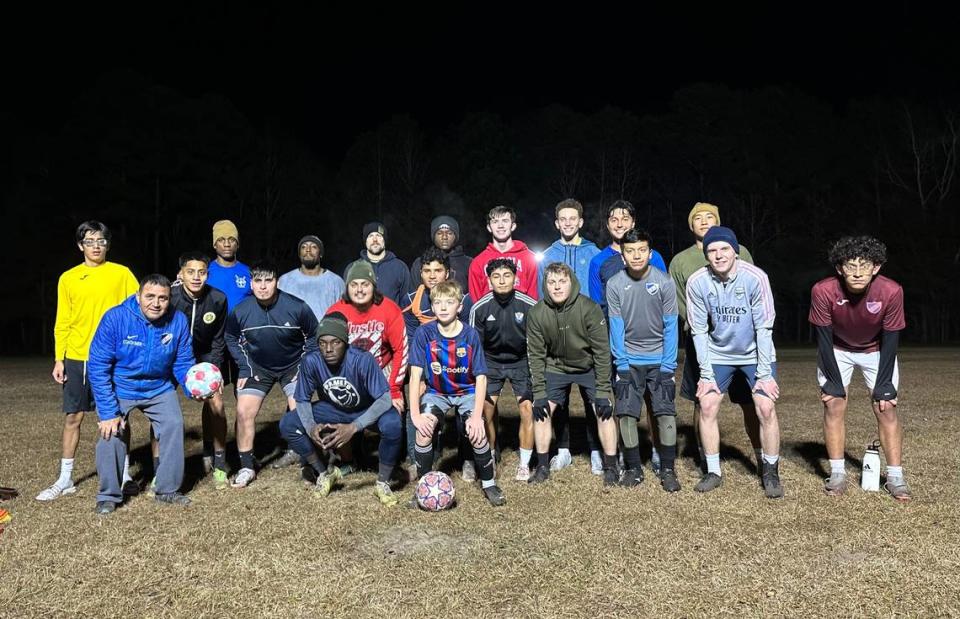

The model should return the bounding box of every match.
[96,389,184,503]
[279,401,402,467]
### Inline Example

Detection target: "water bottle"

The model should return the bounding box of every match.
[861,440,881,491]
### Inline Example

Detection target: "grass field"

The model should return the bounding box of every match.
[1,349,958,618]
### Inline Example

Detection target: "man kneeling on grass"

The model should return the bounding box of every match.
[279,313,403,506]
[408,281,506,508]
[88,274,199,515]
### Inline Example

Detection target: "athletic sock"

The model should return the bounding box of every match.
[659,444,677,471]
[57,458,75,487]
[472,441,495,482]
[886,465,903,479]
[305,452,324,475]
[519,448,533,467]
[754,448,762,466]
[481,478,496,489]
[213,450,226,471]
[536,451,550,469]
[202,440,214,459]
[706,452,721,476]
[622,445,642,470]
[829,459,846,475]
[414,442,435,477]
[602,453,618,471]
[239,450,256,470]
[762,453,779,465]
[122,455,132,483]
[377,463,394,483]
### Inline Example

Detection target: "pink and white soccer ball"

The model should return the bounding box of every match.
[416,471,456,511]
[185,362,222,398]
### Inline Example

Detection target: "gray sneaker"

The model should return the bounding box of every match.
[694,472,723,493]
[824,471,848,496]
[884,477,912,502]
[271,449,301,469]
[659,468,681,493]
[95,500,116,515]
[155,492,191,506]
[761,461,784,499]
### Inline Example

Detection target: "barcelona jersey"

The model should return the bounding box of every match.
[410,321,487,396]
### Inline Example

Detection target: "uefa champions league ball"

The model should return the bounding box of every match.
[185,362,223,399]
[416,471,456,511]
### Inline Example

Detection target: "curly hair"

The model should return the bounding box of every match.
[828,236,887,267]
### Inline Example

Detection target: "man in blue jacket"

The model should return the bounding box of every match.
[88,274,198,515]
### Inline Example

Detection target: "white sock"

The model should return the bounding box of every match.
[557,448,571,459]
[829,459,846,475]
[519,448,533,467]
[651,447,661,465]
[481,478,496,489]
[706,452,721,476]
[122,455,132,483]
[57,458,75,487]
[886,465,903,479]
[762,453,779,465]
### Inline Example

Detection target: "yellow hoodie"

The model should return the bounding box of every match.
[54,262,138,360]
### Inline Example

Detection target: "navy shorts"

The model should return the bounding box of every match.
[238,364,299,398]
[680,334,753,405]
[485,361,532,402]
[614,365,676,419]
[62,359,95,413]
[711,362,779,398]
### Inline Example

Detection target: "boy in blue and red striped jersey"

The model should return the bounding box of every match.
[407,280,506,508]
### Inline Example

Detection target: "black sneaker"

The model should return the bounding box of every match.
[694,472,723,493]
[95,500,116,515]
[121,479,140,497]
[619,467,644,488]
[155,492,191,506]
[761,461,784,499]
[660,468,681,493]
[603,466,621,487]
[528,465,551,485]
[482,485,506,506]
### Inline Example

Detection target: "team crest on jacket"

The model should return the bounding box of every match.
[866,301,882,314]
[161,333,173,345]
[514,312,525,324]
[203,312,217,324]
[322,377,361,408]
[645,282,660,295]
[735,286,745,299]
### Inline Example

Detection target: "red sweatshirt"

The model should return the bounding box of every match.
[468,239,539,301]
[325,297,408,399]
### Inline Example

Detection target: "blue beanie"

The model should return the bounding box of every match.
[702,226,739,256]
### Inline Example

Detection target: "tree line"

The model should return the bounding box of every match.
[3,69,958,354]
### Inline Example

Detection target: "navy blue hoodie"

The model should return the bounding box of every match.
[225,290,319,378]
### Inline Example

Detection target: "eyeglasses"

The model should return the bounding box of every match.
[841,262,874,275]
[81,239,109,247]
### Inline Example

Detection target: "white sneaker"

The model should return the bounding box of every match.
[36,482,77,501]
[550,451,573,472]
[462,460,476,481]
[515,463,531,482]
[202,456,213,474]
[590,451,603,475]
[231,467,257,488]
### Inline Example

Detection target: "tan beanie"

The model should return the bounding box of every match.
[212,220,239,245]
[687,203,721,229]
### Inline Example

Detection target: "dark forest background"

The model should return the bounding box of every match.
[3,70,959,354]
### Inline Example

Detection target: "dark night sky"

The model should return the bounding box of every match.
[5,3,958,163]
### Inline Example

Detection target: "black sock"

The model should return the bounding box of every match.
[202,440,213,458]
[305,452,324,475]
[537,452,551,470]
[603,453,618,470]
[414,443,435,477]
[377,463,394,483]
[471,441,495,483]
[239,450,255,470]
[660,444,677,471]
[213,450,226,471]
[623,444,642,470]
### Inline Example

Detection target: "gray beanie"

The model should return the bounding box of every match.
[430,215,460,241]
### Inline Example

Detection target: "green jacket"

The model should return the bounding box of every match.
[527,273,612,401]
[668,242,754,329]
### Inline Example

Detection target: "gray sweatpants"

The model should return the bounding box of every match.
[96,389,185,504]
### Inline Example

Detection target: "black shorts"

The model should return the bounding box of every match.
[614,365,675,419]
[237,364,299,398]
[545,370,596,407]
[486,361,532,402]
[62,359,94,413]
[218,357,239,386]
[680,334,752,405]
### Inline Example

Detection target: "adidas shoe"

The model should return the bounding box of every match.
[482,485,506,507]
[315,466,343,497]
[549,451,572,472]
[36,482,77,502]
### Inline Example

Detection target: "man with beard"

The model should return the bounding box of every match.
[279,235,345,320]
[344,222,410,307]
[409,215,473,292]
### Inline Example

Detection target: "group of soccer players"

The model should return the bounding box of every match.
[40,199,912,514]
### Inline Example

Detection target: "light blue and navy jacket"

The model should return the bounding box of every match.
[685,261,777,382]
[606,267,678,374]
[588,245,667,317]
[225,291,320,378]
[88,295,195,421]
[537,237,600,292]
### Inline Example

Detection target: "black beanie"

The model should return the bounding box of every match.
[317,313,349,344]
[363,222,387,243]
[430,215,460,241]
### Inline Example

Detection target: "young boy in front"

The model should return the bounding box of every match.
[407,281,506,507]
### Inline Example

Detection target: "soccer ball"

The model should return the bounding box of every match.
[185,362,223,398]
[416,471,456,511]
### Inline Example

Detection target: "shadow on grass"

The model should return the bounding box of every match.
[790,440,863,478]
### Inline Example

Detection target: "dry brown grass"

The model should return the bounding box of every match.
[1,349,958,618]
